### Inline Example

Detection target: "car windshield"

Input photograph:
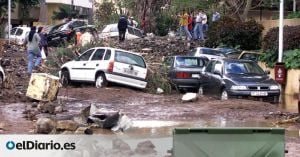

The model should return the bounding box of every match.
[200,48,224,56]
[175,57,205,68]
[115,51,146,68]
[225,61,265,75]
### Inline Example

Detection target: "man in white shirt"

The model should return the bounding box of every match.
[193,10,204,40]
[80,29,94,47]
[201,12,208,39]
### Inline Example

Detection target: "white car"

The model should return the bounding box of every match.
[188,47,226,60]
[60,47,148,89]
[7,27,31,45]
[0,65,5,88]
[99,24,144,40]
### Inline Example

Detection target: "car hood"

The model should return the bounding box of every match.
[226,74,277,85]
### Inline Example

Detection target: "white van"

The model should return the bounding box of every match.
[7,27,31,45]
[99,24,144,40]
[59,47,148,89]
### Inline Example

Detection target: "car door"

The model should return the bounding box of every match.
[201,61,215,94]
[84,48,107,81]
[209,61,224,96]
[113,50,147,86]
[69,49,95,81]
[9,28,17,41]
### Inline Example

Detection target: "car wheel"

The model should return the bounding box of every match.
[95,73,108,88]
[220,89,229,100]
[198,86,204,95]
[61,70,70,87]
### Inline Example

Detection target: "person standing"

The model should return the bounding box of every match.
[38,27,48,57]
[80,29,94,47]
[178,10,192,40]
[24,26,41,74]
[188,12,194,36]
[201,12,208,39]
[193,10,204,40]
[118,15,128,42]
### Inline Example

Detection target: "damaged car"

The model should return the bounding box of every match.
[199,59,281,103]
[164,56,208,91]
[60,47,148,89]
[99,23,145,40]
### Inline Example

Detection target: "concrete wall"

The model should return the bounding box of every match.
[259,18,300,37]
[258,62,300,96]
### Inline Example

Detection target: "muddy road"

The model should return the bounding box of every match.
[0,86,299,156]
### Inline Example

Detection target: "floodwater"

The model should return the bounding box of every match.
[281,94,299,113]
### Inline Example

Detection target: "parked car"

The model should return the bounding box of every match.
[164,56,208,91]
[238,51,263,62]
[199,59,280,103]
[6,26,30,45]
[0,65,5,88]
[214,47,242,59]
[47,20,89,47]
[60,47,148,89]
[99,24,145,40]
[188,47,226,60]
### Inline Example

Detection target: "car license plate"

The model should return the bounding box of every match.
[124,68,138,76]
[192,74,200,78]
[251,91,268,96]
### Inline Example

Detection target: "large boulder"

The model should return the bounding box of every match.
[36,118,56,134]
[56,120,78,131]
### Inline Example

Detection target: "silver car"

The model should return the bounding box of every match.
[188,47,226,60]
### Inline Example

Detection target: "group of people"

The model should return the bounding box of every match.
[117,15,139,42]
[178,10,220,41]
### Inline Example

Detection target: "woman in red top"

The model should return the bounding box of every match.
[188,13,194,35]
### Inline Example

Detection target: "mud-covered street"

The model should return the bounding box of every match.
[0,86,300,156]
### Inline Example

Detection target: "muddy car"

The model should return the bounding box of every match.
[0,65,5,87]
[60,47,148,89]
[164,56,208,91]
[188,47,226,60]
[99,24,145,40]
[199,59,280,103]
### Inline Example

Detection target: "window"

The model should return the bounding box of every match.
[128,27,134,35]
[104,50,111,60]
[201,49,224,56]
[115,51,146,68]
[225,61,264,75]
[15,29,23,36]
[212,61,222,74]
[240,53,259,61]
[175,57,205,68]
[78,49,94,61]
[205,61,215,73]
[10,28,17,35]
[91,49,105,61]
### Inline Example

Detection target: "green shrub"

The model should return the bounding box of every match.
[286,12,300,19]
[262,25,300,52]
[259,50,278,68]
[206,17,264,50]
[283,49,300,69]
[155,11,177,36]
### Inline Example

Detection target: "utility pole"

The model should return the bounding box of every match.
[8,0,11,45]
[278,0,284,63]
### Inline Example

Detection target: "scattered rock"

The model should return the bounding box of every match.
[36,118,56,134]
[182,93,198,102]
[111,114,133,132]
[156,88,164,94]
[61,131,73,134]
[135,140,157,155]
[38,102,56,114]
[54,105,63,114]
[112,138,134,156]
[75,127,93,135]
[56,120,78,131]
